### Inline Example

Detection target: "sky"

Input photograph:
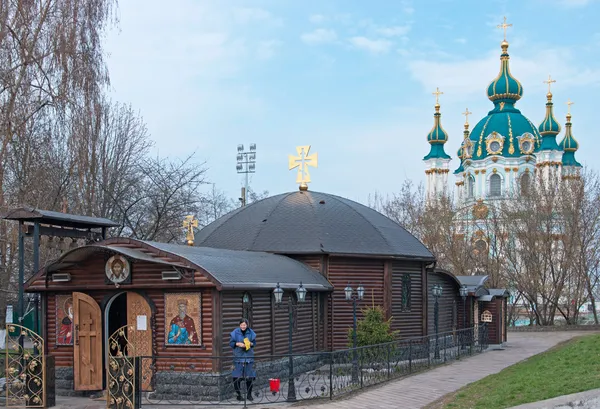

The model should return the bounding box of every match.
[103,0,600,205]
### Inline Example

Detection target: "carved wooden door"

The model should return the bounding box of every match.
[73,292,103,390]
[127,292,153,391]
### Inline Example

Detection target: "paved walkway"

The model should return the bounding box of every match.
[46,332,594,409]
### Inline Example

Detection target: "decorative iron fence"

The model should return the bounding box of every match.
[131,325,488,407]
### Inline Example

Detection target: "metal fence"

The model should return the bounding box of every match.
[129,325,488,407]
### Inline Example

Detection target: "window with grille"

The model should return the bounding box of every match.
[401,274,411,311]
[468,176,475,198]
[242,292,253,327]
[489,174,502,197]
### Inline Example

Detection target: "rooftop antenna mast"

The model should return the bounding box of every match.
[236,143,257,206]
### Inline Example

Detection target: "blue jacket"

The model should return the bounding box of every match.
[229,327,256,363]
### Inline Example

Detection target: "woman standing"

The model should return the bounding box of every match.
[229,318,257,401]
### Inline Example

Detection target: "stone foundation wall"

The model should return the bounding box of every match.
[55,367,97,397]
[508,324,600,332]
[149,354,326,401]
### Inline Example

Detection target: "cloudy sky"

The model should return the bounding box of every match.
[104,0,600,204]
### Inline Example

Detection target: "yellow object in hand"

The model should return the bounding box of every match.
[243,337,251,351]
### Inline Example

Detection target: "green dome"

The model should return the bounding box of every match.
[538,93,561,151]
[469,102,541,160]
[559,113,581,167]
[424,103,450,160]
[538,95,561,136]
[486,41,523,103]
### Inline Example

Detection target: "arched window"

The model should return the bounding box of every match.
[489,174,502,197]
[520,172,531,195]
[467,175,475,198]
[290,292,298,332]
[401,274,411,312]
[242,292,253,327]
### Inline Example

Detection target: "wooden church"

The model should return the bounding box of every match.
[19,151,507,398]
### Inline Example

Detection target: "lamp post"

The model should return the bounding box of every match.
[432,284,443,359]
[274,282,306,402]
[236,143,257,206]
[345,283,365,384]
[459,285,468,350]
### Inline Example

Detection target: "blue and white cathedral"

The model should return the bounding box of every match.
[423,28,582,204]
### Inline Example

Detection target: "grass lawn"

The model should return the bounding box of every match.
[427,333,600,409]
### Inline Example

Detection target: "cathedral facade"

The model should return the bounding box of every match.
[423,33,582,204]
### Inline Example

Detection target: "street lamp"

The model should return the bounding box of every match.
[345,283,365,384]
[274,282,306,402]
[236,143,257,206]
[431,284,443,359]
[459,285,468,350]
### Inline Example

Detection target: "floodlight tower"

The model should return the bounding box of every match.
[236,143,257,206]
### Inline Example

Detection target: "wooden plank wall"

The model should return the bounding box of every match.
[481,299,499,344]
[327,257,385,350]
[391,261,424,339]
[221,291,321,357]
[427,272,461,335]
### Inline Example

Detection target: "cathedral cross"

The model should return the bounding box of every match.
[288,145,318,191]
[432,87,443,105]
[462,108,473,125]
[543,74,556,94]
[497,16,512,41]
[566,99,574,115]
[182,215,198,246]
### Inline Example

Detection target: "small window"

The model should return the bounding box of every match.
[520,173,531,195]
[242,292,253,327]
[401,274,411,311]
[468,176,475,198]
[290,292,298,332]
[489,174,502,197]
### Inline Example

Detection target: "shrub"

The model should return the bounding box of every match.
[348,306,399,347]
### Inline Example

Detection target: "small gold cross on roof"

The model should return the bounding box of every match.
[566,99,574,115]
[462,108,473,125]
[183,215,199,246]
[497,16,512,41]
[432,87,443,105]
[543,74,556,93]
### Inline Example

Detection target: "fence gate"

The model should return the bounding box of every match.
[4,324,46,408]
[106,325,140,409]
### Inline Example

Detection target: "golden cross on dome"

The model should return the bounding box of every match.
[182,215,198,246]
[462,108,473,125]
[543,74,556,93]
[497,16,512,41]
[566,99,574,115]
[288,145,318,191]
[432,87,443,105]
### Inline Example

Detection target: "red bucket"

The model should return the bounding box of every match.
[269,378,280,393]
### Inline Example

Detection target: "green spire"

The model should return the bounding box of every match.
[559,103,581,167]
[538,75,561,151]
[424,89,450,160]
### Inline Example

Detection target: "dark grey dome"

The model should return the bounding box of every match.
[195,191,434,259]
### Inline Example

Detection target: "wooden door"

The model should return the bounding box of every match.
[73,292,103,390]
[126,292,153,391]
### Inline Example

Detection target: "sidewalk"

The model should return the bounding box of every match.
[45,331,595,409]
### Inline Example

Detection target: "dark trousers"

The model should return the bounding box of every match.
[234,377,253,397]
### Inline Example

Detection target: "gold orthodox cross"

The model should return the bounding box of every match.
[288,145,318,191]
[182,215,198,246]
[497,16,512,41]
[543,74,556,94]
[432,87,443,105]
[462,108,473,125]
[566,99,574,115]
